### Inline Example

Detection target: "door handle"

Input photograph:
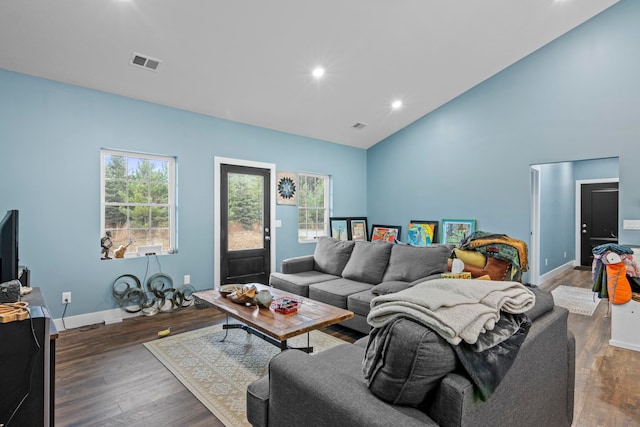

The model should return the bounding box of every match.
[265,236,271,241]
[582,230,587,234]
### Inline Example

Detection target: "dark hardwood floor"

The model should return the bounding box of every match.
[55,271,640,426]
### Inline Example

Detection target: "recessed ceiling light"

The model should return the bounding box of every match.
[391,100,403,110]
[312,67,325,79]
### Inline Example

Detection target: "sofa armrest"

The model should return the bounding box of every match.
[566,329,576,426]
[264,349,436,427]
[281,255,314,274]
[429,307,573,427]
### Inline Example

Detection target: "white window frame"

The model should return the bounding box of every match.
[100,149,177,257]
[297,172,330,243]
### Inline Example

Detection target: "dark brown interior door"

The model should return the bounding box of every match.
[580,182,618,266]
[220,164,271,284]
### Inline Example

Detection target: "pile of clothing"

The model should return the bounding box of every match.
[591,243,640,304]
[459,231,529,281]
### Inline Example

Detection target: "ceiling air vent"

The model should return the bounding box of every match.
[129,52,162,71]
[352,122,367,130]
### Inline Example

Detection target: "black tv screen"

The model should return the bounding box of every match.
[0,209,19,283]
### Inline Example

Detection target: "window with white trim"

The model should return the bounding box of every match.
[100,149,176,258]
[297,173,329,243]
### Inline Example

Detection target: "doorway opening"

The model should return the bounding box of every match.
[530,157,619,285]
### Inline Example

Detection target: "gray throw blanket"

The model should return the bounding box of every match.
[367,278,535,345]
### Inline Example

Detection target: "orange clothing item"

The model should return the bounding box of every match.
[606,262,632,305]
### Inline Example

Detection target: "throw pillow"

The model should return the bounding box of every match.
[453,248,487,268]
[370,281,411,296]
[363,317,457,407]
[382,244,452,283]
[313,237,355,276]
[342,241,393,284]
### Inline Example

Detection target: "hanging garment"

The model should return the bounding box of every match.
[606,262,632,305]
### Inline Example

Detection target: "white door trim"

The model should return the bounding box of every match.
[574,177,618,267]
[214,156,276,288]
[530,166,540,285]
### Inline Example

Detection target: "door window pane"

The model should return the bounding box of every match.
[228,172,264,251]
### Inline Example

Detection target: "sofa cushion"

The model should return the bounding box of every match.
[342,241,393,284]
[313,237,355,276]
[382,244,452,283]
[270,271,339,297]
[309,278,373,309]
[347,289,377,316]
[370,281,411,296]
[364,317,457,407]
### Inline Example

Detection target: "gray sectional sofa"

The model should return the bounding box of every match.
[269,237,453,334]
[247,296,575,427]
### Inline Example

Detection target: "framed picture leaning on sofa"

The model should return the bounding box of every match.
[370,225,401,243]
[350,218,368,241]
[442,219,476,246]
[329,217,350,241]
[407,220,439,246]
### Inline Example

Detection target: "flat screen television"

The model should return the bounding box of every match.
[0,209,19,283]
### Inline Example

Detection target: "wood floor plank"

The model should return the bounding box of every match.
[55,273,640,426]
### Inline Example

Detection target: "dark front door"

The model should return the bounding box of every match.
[580,182,618,266]
[220,164,271,284]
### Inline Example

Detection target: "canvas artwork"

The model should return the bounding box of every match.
[407,221,438,246]
[330,218,349,241]
[371,225,401,243]
[350,218,368,241]
[442,219,476,246]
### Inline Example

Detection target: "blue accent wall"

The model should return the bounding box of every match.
[367,0,640,279]
[0,69,367,318]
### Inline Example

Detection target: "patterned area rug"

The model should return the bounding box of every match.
[144,324,347,426]
[551,285,601,316]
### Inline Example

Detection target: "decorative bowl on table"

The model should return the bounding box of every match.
[227,284,258,305]
[271,296,303,314]
[219,284,238,298]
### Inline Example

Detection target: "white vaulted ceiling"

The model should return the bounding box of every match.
[0,0,619,148]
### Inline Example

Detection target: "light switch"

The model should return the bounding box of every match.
[275,220,282,228]
[623,220,640,230]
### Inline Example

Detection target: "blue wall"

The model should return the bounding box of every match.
[534,158,619,276]
[367,0,640,280]
[537,162,575,275]
[0,70,367,318]
[4,0,640,318]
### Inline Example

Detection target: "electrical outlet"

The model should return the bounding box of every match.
[564,251,567,258]
[184,274,191,285]
[62,292,71,304]
[545,258,548,266]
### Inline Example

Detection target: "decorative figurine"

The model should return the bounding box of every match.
[101,232,113,260]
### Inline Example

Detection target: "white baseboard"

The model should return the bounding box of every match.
[537,260,575,285]
[609,339,640,352]
[54,307,141,331]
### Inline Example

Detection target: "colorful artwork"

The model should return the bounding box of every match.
[350,219,368,241]
[442,219,476,246]
[330,218,349,241]
[276,171,297,205]
[407,221,438,246]
[371,225,401,243]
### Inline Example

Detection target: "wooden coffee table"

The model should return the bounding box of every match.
[193,284,354,353]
